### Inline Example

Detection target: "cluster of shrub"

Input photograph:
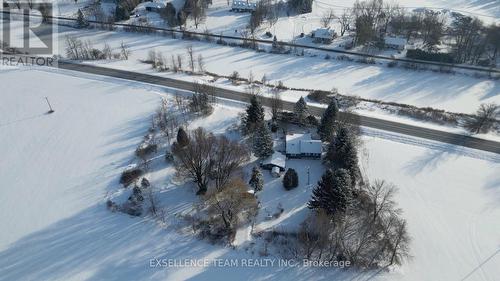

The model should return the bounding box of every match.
[406,49,455,64]
[307,88,499,134]
[65,36,131,60]
[143,46,206,74]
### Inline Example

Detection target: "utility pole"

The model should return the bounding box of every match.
[45,97,54,114]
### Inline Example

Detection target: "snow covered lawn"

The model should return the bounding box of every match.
[360,129,500,281]
[1,66,499,281]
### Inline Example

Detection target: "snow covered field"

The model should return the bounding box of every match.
[51,0,500,33]
[7,18,495,115]
[1,66,499,280]
[196,0,499,42]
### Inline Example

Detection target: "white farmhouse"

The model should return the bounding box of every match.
[384,36,407,51]
[312,28,336,44]
[231,1,257,12]
[285,133,322,159]
[133,1,166,14]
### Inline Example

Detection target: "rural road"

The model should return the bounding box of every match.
[57,60,500,155]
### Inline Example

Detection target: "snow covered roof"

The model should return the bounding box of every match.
[286,133,322,155]
[262,152,286,169]
[384,36,407,46]
[313,28,335,39]
[299,140,322,154]
[232,1,257,9]
[134,1,166,11]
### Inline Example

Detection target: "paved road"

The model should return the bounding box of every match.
[57,60,500,155]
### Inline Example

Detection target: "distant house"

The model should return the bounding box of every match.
[285,133,322,159]
[384,36,407,51]
[231,1,257,12]
[261,152,286,172]
[133,1,166,14]
[312,28,336,44]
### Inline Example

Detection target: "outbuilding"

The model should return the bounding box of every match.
[261,152,286,171]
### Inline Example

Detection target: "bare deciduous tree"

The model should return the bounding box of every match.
[172,127,249,194]
[172,128,215,195]
[270,87,283,120]
[177,54,183,70]
[120,41,131,60]
[339,9,351,36]
[206,178,258,234]
[210,136,250,190]
[464,103,499,134]
[320,9,335,28]
[197,54,205,73]
[186,45,195,72]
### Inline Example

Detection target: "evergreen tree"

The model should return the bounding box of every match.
[76,9,88,28]
[176,127,189,147]
[114,5,130,22]
[283,168,299,190]
[326,125,359,184]
[252,122,274,158]
[309,169,351,216]
[294,97,308,124]
[244,95,265,134]
[249,166,264,192]
[189,92,211,114]
[317,99,339,141]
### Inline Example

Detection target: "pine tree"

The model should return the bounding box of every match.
[252,122,274,158]
[294,97,308,123]
[244,95,265,134]
[176,127,189,147]
[283,168,299,190]
[317,99,339,141]
[326,125,359,184]
[309,168,351,216]
[76,9,88,28]
[114,5,130,21]
[249,166,264,192]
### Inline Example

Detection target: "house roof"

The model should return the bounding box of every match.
[286,133,322,155]
[134,1,165,11]
[262,152,286,169]
[299,140,322,154]
[384,36,407,46]
[313,28,335,39]
[232,1,257,9]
